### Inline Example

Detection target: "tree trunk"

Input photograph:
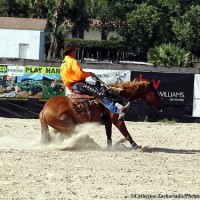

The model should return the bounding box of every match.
[47,36,55,61]
[47,23,58,60]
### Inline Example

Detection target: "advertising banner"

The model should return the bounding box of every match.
[131,71,194,105]
[0,66,131,101]
[65,69,131,95]
[0,65,65,101]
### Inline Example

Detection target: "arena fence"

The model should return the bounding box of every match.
[0,63,200,122]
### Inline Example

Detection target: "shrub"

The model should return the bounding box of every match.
[147,43,192,67]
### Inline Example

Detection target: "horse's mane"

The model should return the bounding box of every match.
[107,80,150,94]
[108,80,150,90]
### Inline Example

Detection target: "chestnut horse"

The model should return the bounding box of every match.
[39,80,162,149]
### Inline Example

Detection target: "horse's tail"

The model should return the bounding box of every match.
[39,109,51,144]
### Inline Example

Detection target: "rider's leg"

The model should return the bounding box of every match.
[82,82,131,119]
[104,89,131,119]
[72,82,130,119]
[72,81,106,97]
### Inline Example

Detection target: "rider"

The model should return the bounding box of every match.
[60,43,131,119]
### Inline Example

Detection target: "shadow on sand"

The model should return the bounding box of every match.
[114,138,200,154]
[141,146,200,154]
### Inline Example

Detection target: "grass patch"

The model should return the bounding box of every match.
[158,118,177,124]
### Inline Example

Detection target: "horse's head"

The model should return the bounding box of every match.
[142,81,163,111]
[108,80,164,111]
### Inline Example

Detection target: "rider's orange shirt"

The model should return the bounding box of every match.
[60,55,91,91]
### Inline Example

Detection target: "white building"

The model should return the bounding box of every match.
[0,17,47,60]
[65,19,121,41]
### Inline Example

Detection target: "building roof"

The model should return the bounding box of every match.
[65,18,126,29]
[0,17,47,31]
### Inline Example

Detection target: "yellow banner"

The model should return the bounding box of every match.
[0,65,7,73]
[24,66,60,74]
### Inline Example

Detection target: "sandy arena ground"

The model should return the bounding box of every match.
[0,117,200,200]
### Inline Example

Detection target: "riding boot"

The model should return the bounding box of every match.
[115,102,131,119]
[104,89,131,119]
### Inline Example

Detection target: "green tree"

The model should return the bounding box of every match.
[68,0,89,39]
[146,0,180,45]
[172,5,200,57]
[27,0,70,59]
[0,0,30,17]
[123,3,160,60]
[45,0,70,59]
[85,0,113,40]
[85,0,135,40]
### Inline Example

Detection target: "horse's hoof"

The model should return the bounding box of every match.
[107,139,112,149]
[130,141,141,150]
[132,144,142,150]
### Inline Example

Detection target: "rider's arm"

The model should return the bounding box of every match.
[72,59,94,79]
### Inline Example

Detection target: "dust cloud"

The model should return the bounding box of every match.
[0,123,104,151]
[49,123,103,150]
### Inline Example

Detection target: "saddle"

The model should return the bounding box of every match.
[68,93,101,121]
[68,93,109,124]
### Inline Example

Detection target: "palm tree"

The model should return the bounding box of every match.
[68,0,90,39]
[45,0,70,59]
[27,0,71,59]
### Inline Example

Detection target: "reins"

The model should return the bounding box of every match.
[92,76,109,89]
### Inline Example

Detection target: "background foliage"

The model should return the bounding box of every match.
[0,0,199,66]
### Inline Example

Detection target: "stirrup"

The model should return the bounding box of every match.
[118,112,125,120]
[122,102,131,112]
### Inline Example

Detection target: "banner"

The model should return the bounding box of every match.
[0,65,195,108]
[0,65,65,101]
[192,74,200,117]
[131,71,194,105]
[65,69,131,95]
[0,66,131,101]
[86,69,130,83]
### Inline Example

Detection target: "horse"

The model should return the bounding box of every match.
[39,80,163,150]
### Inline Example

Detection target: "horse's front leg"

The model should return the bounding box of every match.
[105,121,112,148]
[113,119,141,150]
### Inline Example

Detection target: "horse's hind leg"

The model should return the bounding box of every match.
[39,110,51,144]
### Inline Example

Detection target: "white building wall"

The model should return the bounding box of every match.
[66,25,121,41]
[0,29,45,60]
[108,31,121,40]
[84,27,121,41]
[84,27,101,40]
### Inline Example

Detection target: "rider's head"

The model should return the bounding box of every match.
[63,43,80,56]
